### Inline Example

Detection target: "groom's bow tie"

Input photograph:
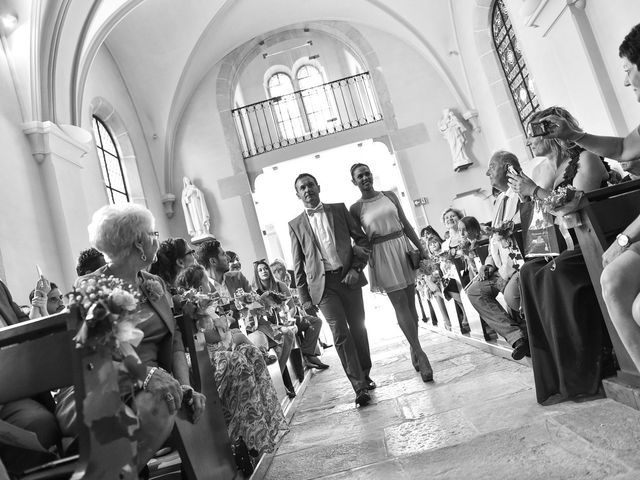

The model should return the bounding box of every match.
[306,203,324,217]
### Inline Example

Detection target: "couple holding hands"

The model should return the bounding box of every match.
[288,164,433,408]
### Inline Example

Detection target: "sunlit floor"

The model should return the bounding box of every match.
[263,300,640,480]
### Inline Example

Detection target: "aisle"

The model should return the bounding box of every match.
[263,314,640,480]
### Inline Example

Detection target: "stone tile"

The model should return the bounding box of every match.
[384,409,478,457]
[265,435,388,480]
[397,420,627,480]
[315,459,410,480]
[552,400,640,470]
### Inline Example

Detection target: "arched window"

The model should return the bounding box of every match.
[92,115,130,204]
[492,0,539,134]
[296,64,335,133]
[267,72,305,140]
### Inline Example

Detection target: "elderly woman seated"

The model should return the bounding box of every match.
[56,203,205,472]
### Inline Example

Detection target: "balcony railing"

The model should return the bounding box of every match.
[232,72,382,159]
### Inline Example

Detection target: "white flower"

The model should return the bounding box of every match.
[109,288,138,312]
[115,320,145,347]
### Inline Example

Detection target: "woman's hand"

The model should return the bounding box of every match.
[181,385,206,424]
[146,368,183,415]
[507,169,537,198]
[538,114,583,141]
[353,245,371,259]
[602,241,627,268]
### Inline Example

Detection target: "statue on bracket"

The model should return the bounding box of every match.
[181,177,214,243]
[438,108,473,172]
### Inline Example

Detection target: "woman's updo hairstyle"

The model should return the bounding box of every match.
[350,163,369,180]
[150,238,191,286]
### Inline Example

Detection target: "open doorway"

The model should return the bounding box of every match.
[252,139,417,338]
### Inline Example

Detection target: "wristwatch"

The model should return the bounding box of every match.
[617,233,631,248]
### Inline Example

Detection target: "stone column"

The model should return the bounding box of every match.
[23,121,92,288]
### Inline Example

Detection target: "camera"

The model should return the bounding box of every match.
[529,120,553,137]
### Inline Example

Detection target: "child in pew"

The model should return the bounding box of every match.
[175,265,287,458]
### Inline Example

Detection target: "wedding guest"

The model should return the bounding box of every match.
[508,108,611,404]
[0,280,61,476]
[28,280,65,319]
[542,23,640,375]
[256,260,328,370]
[289,173,374,407]
[226,251,242,272]
[175,265,286,456]
[349,163,433,381]
[466,151,528,358]
[458,216,488,278]
[251,260,298,378]
[57,203,205,471]
[270,258,333,349]
[76,247,106,276]
[441,208,465,250]
[149,237,196,290]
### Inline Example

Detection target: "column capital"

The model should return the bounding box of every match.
[22,121,91,165]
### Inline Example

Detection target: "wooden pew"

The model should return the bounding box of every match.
[570,179,640,394]
[0,307,140,479]
[172,303,238,480]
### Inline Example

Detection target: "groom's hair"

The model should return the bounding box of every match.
[293,173,318,191]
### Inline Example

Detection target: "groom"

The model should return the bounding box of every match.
[289,173,374,407]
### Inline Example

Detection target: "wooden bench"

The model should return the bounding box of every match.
[569,179,640,397]
[0,307,139,479]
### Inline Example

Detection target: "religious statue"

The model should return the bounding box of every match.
[181,177,213,242]
[438,109,473,172]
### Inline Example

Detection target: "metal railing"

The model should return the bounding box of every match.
[232,72,382,158]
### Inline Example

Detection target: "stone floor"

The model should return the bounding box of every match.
[262,307,640,480]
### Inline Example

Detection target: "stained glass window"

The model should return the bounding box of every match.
[492,0,539,134]
[92,116,130,204]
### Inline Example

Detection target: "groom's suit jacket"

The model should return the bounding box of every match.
[289,203,370,306]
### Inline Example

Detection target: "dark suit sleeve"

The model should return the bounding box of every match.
[0,280,28,324]
[342,203,370,270]
[289,223,312,305]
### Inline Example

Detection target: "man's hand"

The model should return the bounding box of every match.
[341,268,359,286]
[478,264,496,281]
[146,368,183,415]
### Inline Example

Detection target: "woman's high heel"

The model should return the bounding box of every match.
[417,353,434,382]
[410,347,419,372]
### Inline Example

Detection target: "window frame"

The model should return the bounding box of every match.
[92,115,130,204]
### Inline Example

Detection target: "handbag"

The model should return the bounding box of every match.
[520,199,561,258]
[406,248,422,270]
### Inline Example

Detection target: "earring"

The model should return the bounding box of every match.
[141,253,147,262]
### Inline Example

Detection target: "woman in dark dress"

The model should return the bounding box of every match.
[508,106,611,405]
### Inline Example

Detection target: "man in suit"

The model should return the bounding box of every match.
[466,151,529,360]
[289,173,374,407]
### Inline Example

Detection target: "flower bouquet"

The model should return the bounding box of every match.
[540,185,583,217]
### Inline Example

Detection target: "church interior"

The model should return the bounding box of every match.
[3,0,640,478]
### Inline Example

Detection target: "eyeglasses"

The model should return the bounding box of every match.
[148,231,160,238]
[253,258,267,265]
[183,249,196,257]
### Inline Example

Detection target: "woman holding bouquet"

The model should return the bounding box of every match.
[58,203,205,472]
[176,265,286,458]
[508,106,612,405]
[349,163,433,381]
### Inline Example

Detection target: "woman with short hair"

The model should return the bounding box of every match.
[57,203,205,472]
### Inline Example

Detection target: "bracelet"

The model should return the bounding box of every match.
[532,186,541,200]
[572,131,587,143]
[143,367,158,390]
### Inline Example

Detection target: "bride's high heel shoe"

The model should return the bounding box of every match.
[410,347,419,372]
[417,352,434,383]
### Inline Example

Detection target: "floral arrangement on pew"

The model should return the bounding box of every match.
[67,275,152,456]
[485,221,525,271]
[540,185,582,216]
[69,275,150,384]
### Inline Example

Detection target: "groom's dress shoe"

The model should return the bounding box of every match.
[355,389,371,407]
